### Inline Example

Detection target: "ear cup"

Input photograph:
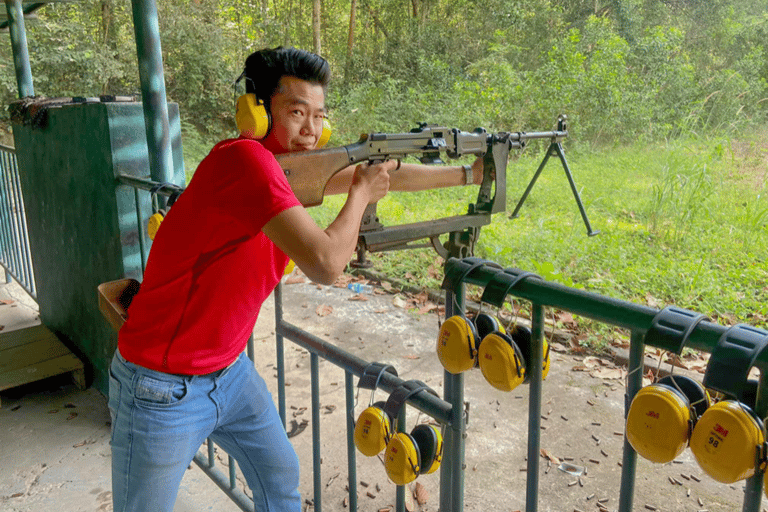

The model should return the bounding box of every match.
[690,400,766,483]
[410,424,443,475]
[316,118,332,148]
[354,402,392,457]
[626,383,693,463]
[147,209,167,241]
[477,332,526,392]
[384,432,421,485]
[436,315,479,374]
[236,93,271,139]
[474,313,504,339]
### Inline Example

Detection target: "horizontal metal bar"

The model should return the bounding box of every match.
[192,451,254,512]
[456,262,729,354]
[116,173,183,196]
[277,320,453,425]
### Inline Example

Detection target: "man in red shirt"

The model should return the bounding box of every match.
[109,46,482,512]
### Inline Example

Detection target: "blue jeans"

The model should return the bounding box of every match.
[108,349,300,512]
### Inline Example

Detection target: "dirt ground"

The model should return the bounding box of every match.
[1,273,766,512]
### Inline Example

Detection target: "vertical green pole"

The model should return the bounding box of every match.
[275,282,287,426]
[345,372,358,511]
[439,285,465,512]
[130,0,174,187]
[5,0,33,98]
[525,304,544,512]
[618,330,644,512]
[742,375,768,512]
[311,352,322,511]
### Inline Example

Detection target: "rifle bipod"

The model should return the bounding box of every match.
[509,134,599,237]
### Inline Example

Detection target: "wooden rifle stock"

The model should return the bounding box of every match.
[275,142,362,207]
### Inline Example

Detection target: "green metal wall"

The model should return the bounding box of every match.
[12,100,184,395]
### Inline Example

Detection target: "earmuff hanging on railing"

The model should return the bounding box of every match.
[381,380,443,486]
[475,267,549,392]
[233,73,332,146]
[436,257,501,374]
[625,306,711,464]
[689,323,768,484]
[147,183,183,241]
[353,362,398,457]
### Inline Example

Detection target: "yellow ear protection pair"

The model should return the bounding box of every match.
[688,323,768,484]
[353,363,398,457]
[146,184,183,241]
[626,374,711,463]
[234,73,332,146]
[437,262,551,392]
[354,374,443,485]
[381,380,443,486]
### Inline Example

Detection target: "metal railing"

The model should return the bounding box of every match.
[0,143,36,298]
[443,256,768,512]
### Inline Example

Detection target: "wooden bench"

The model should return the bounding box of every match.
[0,324,85,407]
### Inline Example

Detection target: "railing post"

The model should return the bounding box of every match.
[345,372,358,511]
[618,329,645,512]
[275,282,287,427]
[440,285,466,512]
[525,304,545,512]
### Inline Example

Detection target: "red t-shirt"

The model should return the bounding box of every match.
[118,138,301,374]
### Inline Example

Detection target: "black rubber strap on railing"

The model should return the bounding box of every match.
[703,323,768,402]
[383,379,438,422]
[357,362,398,390]
[480,267,542,308]
[148,182,184,207]
[441,257,501,292]
[643,306,708,354]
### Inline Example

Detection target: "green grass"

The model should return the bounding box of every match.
[309,133,768,327]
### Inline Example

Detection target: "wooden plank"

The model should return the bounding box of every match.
[0,352,83,392]
[0,324,57,351]
[0,336,72,374]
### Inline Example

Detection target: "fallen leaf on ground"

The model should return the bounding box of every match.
[392,295,407,308]
[414,481,428,504]
[590,367,624,380]
[316,304,333,317]
[347,295,369,301]
[285,275,306,285]
[540,448,561,465]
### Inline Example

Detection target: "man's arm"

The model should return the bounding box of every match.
[322,158,484,196]
[262,160,395,285]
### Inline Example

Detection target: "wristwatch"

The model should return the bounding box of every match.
[462,165,473,186]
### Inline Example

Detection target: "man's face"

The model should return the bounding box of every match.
[263,76,326,154]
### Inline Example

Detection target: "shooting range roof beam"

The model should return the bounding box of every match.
[0,1,81,30]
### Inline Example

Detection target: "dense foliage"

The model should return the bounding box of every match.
[1,0,766,147]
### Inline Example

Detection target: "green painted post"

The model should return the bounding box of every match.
[130,0,175,188]
[525,304,544,512]
[5,0,33,98]
[618,330,645,512]
[742,374,768,511]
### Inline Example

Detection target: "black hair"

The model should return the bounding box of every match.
[242,47,330,108]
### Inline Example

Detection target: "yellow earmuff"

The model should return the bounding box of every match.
[384,423,443,486]
[354,401,392,457]
[436,315,480,374]
[690,399,766,483]
[477,321,550,392]
[378,380,443,486]
[626,375,710,464]
[235,93,332,147]
[146,186,182,241]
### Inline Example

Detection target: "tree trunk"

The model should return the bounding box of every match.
[313,0,322,55]
[345,0,357,81]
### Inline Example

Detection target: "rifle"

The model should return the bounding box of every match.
[276,114,597,265]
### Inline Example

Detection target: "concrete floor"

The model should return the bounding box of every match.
[0,274,764,512]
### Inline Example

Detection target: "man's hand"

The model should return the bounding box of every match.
[350,160,396,204]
